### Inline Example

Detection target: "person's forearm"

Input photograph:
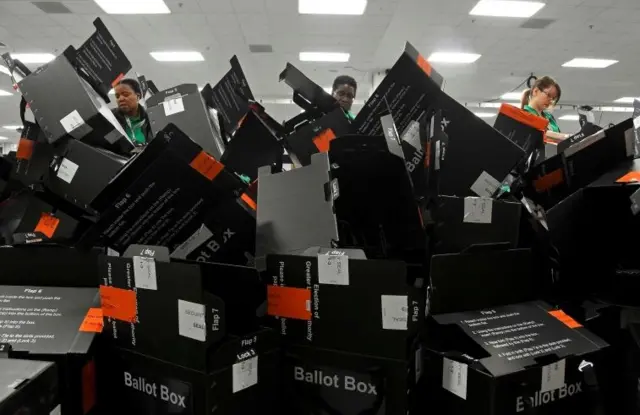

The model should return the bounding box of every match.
[546,131,569,141]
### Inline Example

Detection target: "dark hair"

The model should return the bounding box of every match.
[332,75,357,93]
[521,76,561,109]
[117,78,142,97]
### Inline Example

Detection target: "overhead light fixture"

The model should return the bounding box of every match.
[501,91,526,100]
[474,112,496,118]
[150,51,205,62]
[299,52,350,62]
[0,89,13,96]
[427,52,481,64]
[299,0,367,15]
[10,53,55,64]
[94,0,170,14]
[2,125,21,130]
[559,114,580,121]
[597,106,633,113]
[562,58,618,69]
[0,65,9,76]
[0,136,8,141]
[613,97,639,104]
[323,87,333,94]
[470,1,545,18]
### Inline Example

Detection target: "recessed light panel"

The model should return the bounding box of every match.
[11,53,55,64]
[150,51,205,62]
[299,52,350,62]
[427,52,481,64]
[94,0,170,14]
[470,1,545,18]
[613,97,639,104]
[562,58,618,69]
[0,89,13,96]
[559,114,580,121]
[299,0,367,15]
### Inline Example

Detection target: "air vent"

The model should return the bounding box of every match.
[32,2,72,14]
[0,42,6,48]
[520,18,555,29]
[249,44,273,53]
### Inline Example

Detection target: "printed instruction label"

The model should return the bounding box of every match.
[60,110,85,133]
[541,359,566,393]
[442,357,468,400]
[470,170,501,198]
[232,356,259,393]
[56,158,79,184]
[381,295,408,330]
[178,299,206,342]
[170,224,214,259]
[163,97,185,116]
[318,253,349,286]
[463,197,493,224]
[133,256,157,290]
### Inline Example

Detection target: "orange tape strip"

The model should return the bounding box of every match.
[267,285,311,321]
[312,128,337,153]
[616,171,640,184]
[190,151,224,181]
[79,308,104,333]
[34,213,60,239]
[16,139,34,161]
[99,285,137,323]
[417,55,433,77]
[549,310,582,329]
[533,168,564,192]
[241,193,257,211]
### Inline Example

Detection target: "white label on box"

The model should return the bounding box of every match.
[178,299,206,342]
[625,128,635,156]
[233,356,259,393]
[435,140,441,171]
[463,197,493,224]
[541,359,566,393]
[107,248,120,257]
[60,110,85,133]
[56,158,79,184]
[470,170,501,198]
[634,116,640,130]
[318,254,349,285]
[381,295,408,330]
[133,256,157,290]
[163,97,185,116]
[442,357,468,400]
[170,224,213,259]
[50,405,61,415]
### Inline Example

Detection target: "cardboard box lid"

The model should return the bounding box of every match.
[0,358,57,406]
[279,63,339,114]
[433,301,608,377]
[256,152,337,265]
[429,248,539,315]
[0,285,98,356]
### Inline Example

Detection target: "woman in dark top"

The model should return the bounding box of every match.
[112,78,153,147]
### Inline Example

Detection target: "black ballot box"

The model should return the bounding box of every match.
[493,103,548,166]
[220,109,284,181]
[0,285,101,415]
[98,248,265,369]
[146,84,227,160]
[17,20,133,153]
[44,138,128,214]
[264,250,424,360]
[529,118,635,209]
[354,43,525,198]
[12,122,55,187]
[169,194,257,267]
[279,62,340,115]
[281,343,423,415]
[97,328,281,415]
[0,191,84,245]
[80,124,246,254]
[285,107,353,167]
[425,301,608,415]
[0,356,59,415]
[431,195,522,254]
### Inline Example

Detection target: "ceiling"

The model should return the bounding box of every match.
[1,0,639,142]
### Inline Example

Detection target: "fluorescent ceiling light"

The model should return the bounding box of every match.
[0,89,13,96]
[94,0,170,14]
[474,112,496,118]
[0,65,9,76]
[559,114,580,121]
[299,0,367,15]
[428,52,481,64]
[598,106,633,113]
[470,1,545,18]
[323,87,333,94]
[299,52,350,62]
[0,137,8,141]
[2,125,21,130]
[150,51,205,62]
[10,53,55,64]
[613,97,639,104]
[562,58,618,69]
[501,91,526,100]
